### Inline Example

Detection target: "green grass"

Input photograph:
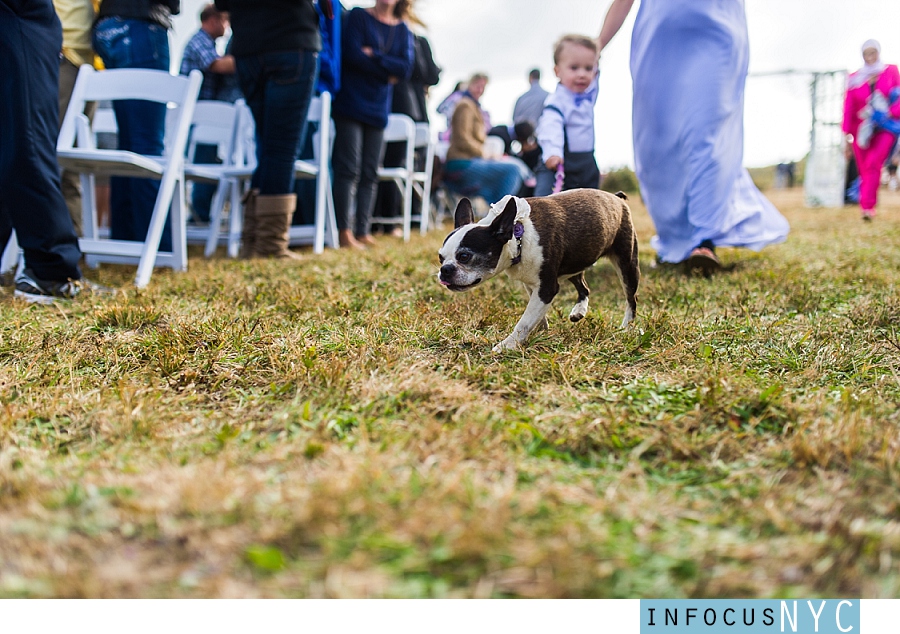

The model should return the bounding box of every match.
[1,188,899,598]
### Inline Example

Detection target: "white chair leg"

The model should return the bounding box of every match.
[204,179,230,257]
[228,180,244,258]
[135,170,181,288]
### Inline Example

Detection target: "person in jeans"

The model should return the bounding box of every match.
[214,0,322,259]
[0,0,104,303]
[443,73,523,205]
[92,0,180,253]
[331,0,414,249]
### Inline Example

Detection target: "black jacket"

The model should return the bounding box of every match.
[391,35,441,123]
[96,0,180,29]
[214,0,321,57]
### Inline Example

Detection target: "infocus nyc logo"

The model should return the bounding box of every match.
[640,600,860,633]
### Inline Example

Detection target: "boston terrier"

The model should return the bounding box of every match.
[438,189,640,352]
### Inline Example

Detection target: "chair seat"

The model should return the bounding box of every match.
[295,159,319,177]
[377,166,411,179]
[184,163,231,183]
[57,149,165,179]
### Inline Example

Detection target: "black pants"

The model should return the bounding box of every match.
[534,150,600,197]
[0,0,82,281]
[331,115,385,236]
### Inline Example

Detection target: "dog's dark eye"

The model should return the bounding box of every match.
[457,252,472,264]
[438,254,445,264]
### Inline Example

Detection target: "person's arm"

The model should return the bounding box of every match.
[343,10,391,80]
[842,85,854,138]
[415,36,441,87]
[887,66,900,118]
[209,54,235,74]
[370,25,414,81]
[536,106,565,167]
[598,0,635,52]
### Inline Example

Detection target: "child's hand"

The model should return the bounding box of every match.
[545,156,563,170]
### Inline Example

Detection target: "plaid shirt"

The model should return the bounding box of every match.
[179,29,220,100]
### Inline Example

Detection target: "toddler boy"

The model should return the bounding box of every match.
[534,35,601,196]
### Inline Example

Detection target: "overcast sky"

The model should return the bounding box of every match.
[172,0,900,170]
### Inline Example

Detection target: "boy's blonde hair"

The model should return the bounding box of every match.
[553,34,598,65]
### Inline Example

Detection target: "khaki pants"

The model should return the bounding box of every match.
[58,57,97,236]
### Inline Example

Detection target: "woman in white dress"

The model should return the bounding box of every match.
[599,0,789,273]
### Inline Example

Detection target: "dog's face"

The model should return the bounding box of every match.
[438,198,517,292]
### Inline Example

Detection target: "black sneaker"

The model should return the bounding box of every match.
[14,268,112,304]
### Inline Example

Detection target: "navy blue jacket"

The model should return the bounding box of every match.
[332,7,413,129]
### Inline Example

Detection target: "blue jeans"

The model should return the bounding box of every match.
[443,159,523,205]
[93,17,172,251]
[235,49,318,195]
[0,0,82,281]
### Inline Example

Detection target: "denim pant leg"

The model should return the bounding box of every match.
[190,143,219,222]
[0,0,82,281]
[236,50,318,195]
[93,18,171,251]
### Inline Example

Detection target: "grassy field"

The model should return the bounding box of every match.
[1,188,899,598]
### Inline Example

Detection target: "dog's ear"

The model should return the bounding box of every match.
[490,197,518,242]
[454,198,475,228]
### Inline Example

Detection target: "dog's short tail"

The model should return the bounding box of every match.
[615,191,628,200]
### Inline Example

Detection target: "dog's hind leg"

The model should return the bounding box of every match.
[568,272,590,322]
[609,232,640,328]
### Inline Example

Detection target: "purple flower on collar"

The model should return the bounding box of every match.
[513,222,524,239]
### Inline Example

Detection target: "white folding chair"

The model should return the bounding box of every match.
[57,66,202,288]
[372,113,417,241]
[289,91,338,253]
[182,99,244,257]
[1,232,20,275]
[412,122,436,235]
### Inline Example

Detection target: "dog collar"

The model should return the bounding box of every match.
[511,221,524,265]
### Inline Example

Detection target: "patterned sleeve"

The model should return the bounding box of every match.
[180,33,220,75]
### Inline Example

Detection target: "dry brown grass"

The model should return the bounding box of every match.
[1,188,899,597]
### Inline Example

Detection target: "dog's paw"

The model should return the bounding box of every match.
[492,338,520,353]
[569,299,589,323]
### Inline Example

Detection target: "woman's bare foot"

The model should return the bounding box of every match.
[339,229,366,250]
[357,234,378,246]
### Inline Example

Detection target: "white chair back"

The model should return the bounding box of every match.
[374,114,438,240]
[57,66,202,288]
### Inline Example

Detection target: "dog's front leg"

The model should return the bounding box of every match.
[521,283,548,332]
[493,290,553,352]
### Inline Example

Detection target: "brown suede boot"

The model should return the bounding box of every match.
[239,188,259,259]
[255,193,301,259]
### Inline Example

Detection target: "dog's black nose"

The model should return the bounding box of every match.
[440,263,456,278]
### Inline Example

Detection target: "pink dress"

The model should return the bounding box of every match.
[843,64,900,214]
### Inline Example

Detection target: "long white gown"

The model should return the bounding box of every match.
[630,0,790,263]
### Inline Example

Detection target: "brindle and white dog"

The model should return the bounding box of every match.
[438,189,640,352]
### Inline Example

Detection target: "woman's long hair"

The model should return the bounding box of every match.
[394,0,425,28]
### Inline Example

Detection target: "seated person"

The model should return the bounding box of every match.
[442,73,523,204]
